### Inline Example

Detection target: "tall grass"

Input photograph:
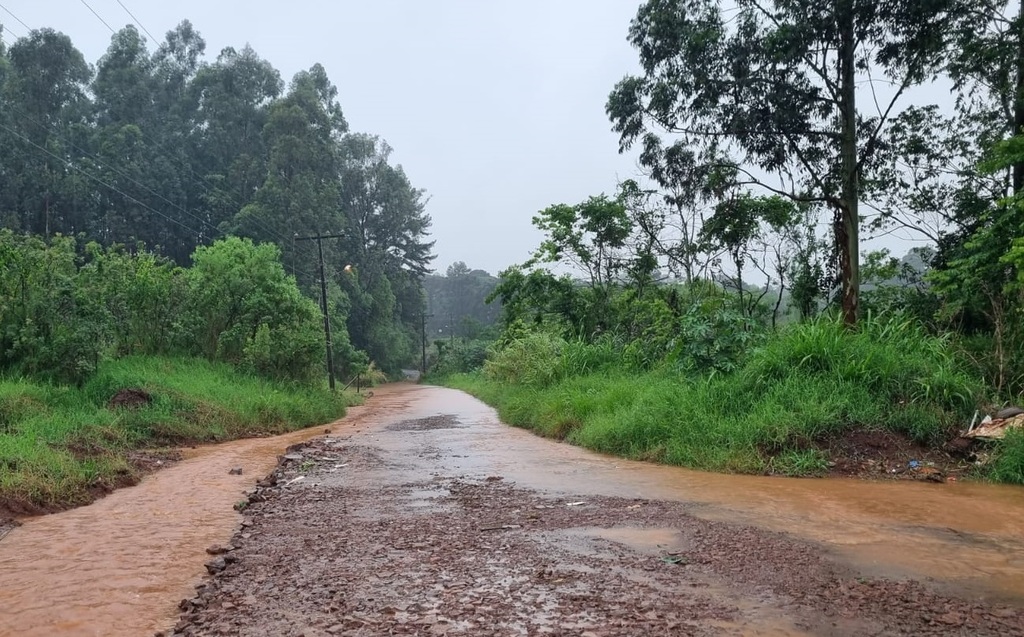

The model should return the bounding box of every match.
[447,316,989,478]
[0,356,355,511]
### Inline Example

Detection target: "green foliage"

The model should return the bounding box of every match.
[742,316,979,421]
[0,355,355,510]
[184,237,324,382]
[0,23,433,379]
[988,430,1024,485]
[0,232,107,384]
[430,339,492,377]
[448,315,988,478]
[483,331,566,388]
[0,232,326,385]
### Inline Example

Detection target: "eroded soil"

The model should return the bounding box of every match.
[169,428,1024,636]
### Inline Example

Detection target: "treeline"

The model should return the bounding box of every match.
[0,22,433,377]
[423,262,501,340]
[481,0,1024,398]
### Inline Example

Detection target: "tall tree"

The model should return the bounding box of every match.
[2,28,92,236]
[607,0,971,324]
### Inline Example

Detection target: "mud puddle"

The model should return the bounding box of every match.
[0,386,411,637]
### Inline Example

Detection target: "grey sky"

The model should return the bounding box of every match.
[2,0,645,276]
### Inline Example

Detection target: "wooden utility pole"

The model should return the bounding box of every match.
[295,232,344,390]
[421,310,433,373]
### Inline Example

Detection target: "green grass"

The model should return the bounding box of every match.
[0,355,357,511]
[445,317,1000,479]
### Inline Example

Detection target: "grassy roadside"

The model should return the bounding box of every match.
[443,320,1024,483]
[0,355,357,513]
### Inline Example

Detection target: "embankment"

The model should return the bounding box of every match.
[0,355,356,516]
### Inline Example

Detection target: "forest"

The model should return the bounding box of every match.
[0,20,431,509]
[438,0,1024,485]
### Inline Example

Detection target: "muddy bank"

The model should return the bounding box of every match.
[170,435,1024,636]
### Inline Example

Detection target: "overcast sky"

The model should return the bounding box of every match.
[1,0,646,276]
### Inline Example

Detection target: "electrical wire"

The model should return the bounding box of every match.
[114,0,155,43]
[1,120,208,239]
[0,2,30,32]
[14,3,333,284]
[77,0,115,34]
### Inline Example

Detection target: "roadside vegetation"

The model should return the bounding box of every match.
[0,356,353,513]
[0,232,360,511]
[0,23,438,512]
[446,316,986,477]
[432,1,1024,485]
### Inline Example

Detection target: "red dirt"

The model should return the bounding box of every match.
[108,388,153,410]
[166,436,1024,637]
[821,429,975,481]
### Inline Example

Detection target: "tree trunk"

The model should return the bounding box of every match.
[1014,0,1024,195]
[838,4,859,326]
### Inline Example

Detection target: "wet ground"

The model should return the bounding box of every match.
[3,383,1024,636]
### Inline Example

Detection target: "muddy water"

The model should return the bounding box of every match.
[365,385,1024,602]
[2,383,1023,637]
[0,388,414,637]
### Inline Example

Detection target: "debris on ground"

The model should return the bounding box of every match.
[963,414,1024,440]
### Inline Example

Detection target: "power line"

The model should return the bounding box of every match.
[6,110,324,280]
[10,5,326,283]
[8,104,226,240]
[0,2,30,32]
[0,120,208,239]
[14,4,318,278]
[69,1,328,268]
[79,0,115,35]
[114,0,155,43]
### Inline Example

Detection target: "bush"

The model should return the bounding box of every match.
[432,339,491,377]
[484,331,565,387]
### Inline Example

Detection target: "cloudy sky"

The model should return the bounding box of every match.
[1,0,646,276]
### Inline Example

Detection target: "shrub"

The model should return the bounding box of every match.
[484,331,565,387]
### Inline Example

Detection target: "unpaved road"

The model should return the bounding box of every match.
[168,385,1024,637]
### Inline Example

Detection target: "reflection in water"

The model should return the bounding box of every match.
[1,383,1022,637]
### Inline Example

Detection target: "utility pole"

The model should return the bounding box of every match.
[295,232,345,390]
[420,310,434,373]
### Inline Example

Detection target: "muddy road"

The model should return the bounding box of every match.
[3,383,1024,636]
[170,384,1023,636]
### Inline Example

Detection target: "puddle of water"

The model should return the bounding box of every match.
[583,526,684,554]
[0,386,413,637]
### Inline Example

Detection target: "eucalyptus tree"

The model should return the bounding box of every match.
[189,44,282,238]
[607,0,973,325]
[2,28,92,237]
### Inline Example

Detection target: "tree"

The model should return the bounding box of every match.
[607,0,973,325]
[2,28,92,237]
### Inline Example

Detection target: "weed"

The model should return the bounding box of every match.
[0,355,356,510]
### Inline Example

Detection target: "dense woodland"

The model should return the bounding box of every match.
[0,21,433,381]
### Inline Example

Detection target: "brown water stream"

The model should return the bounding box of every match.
[0,389,414,637]
[1,383,1023,636]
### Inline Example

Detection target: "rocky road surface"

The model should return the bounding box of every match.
[167,389,1024,637]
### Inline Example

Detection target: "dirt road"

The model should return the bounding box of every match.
[168,384,1024,636]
